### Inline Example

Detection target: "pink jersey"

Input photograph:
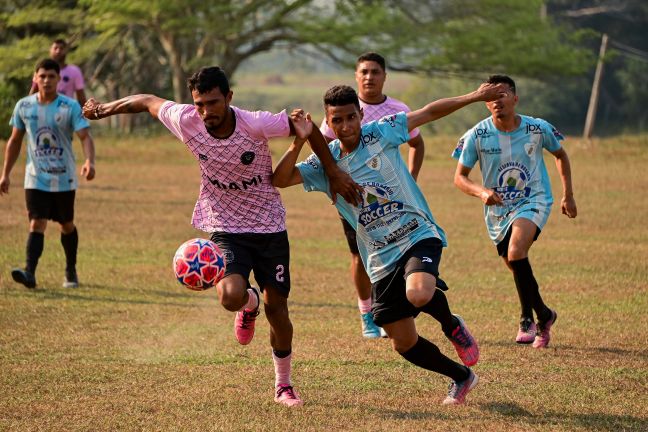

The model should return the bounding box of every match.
[33,64,85,98]
[320,95,420,140]
[158,102,290,233]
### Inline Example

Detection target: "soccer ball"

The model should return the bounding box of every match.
[173,238,226,290]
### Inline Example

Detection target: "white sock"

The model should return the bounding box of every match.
[272,352,292,387]
[240,288,259,311]
[357,296,372,314]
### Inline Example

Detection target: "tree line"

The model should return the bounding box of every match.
[1,0,646,137]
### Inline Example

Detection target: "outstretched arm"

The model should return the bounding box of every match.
[407,83,505,131]
[454,163,503,206]
[0,128,26,195]
[272,110,310,188]
[83,94,168,120]
[551,147,577,218]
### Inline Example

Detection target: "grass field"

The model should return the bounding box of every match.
[1,133,647,431]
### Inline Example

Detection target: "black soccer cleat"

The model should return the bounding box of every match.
[11,268,37,289]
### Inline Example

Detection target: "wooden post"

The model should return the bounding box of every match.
[583,33,608,140]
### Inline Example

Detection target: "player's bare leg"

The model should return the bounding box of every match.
[264,286,302,407]
[351,252,382,338]
[217,274,260,345]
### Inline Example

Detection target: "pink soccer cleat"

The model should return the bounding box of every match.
[533,309,557,349]
[234,288,260,345]
[516,318,537,344]
[442,370,479,405]
[274,385,303,407]
[446,314,480,367]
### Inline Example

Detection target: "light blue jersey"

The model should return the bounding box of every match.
[298,112,446,283]
[10,94,89,192]
[452,115,563,244]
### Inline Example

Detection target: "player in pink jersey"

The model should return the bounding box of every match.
[320,52,426,339]
[82,66,361,407]
[30,39,86,106]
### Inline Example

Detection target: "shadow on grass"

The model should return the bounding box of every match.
[479,340,648,360]
[290,301,355,310]
[376,408,455,421]
[7,284,202,308]
[480,402,647,431]
[482,339,647,361]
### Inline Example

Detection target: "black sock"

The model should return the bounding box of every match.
[419,289,459,335]
[61,228,78,273]
[400,336,470,382]
[25,232,44,274]
[509,258,550,322]
[273,349,291,358]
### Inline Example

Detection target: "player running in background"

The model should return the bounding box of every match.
[1,59,96,289]
[82,66,361,407]
[273,82,505,404]
[452,74,577,348]
[30,39,87,106]
[319,52,426,339]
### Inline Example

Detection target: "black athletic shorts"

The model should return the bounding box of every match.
[25,189,75,223]
[210,230,291,297]
[339,215,359,254]
[371,237,449,327]
[496,224,541,257]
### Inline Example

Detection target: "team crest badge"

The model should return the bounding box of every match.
[241,151,255,165]
[366,156,381,170]
[524,142,535,156]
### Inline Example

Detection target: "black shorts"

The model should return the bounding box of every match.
[371,237,448,327]
[339,215,359,254]
[210,230,291,297]
[496,224,541,257]
[25,189,75,223]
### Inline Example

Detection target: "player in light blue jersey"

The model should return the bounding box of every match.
[452,75,577,348]
[1,59,96,289]
[273,83,505,405]
[319,52,426,339]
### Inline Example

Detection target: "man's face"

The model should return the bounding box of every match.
[326,103,363,148]
[49,43,67,63]
[355,60,386,99]
[192,87,232,131]
[35,68,60,95]
[485,83,518,119]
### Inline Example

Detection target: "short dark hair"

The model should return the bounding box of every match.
[356,52,386,72]
[35,58,60,74]
[487,74,516,94]
[52,39,67,47]
[324,85,360,110]
[187,66,230,95]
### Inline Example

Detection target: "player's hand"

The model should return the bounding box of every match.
[80,160,95,181]
[480,188,503,206]
[475,83,508,102]
[0,175,9,195]
[83,98,101,120]
[290,109,313,140]
[327,168,363,206]
[561,195,577,218]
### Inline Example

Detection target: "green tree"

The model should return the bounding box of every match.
[0,0,599,138]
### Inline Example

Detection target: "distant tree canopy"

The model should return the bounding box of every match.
[0,0,646,137]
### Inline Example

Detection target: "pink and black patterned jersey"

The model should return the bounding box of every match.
[320,96,420,140]
[158,102,290,233]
